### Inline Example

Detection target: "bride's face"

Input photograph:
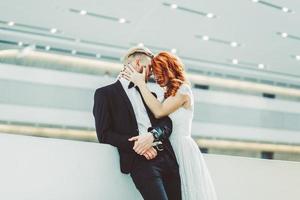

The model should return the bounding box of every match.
[153,72,169,87]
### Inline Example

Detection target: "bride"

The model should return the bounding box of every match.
[121,51,218,200]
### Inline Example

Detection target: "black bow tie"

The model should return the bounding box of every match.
[128,82,142,95]
[128,82,135,89]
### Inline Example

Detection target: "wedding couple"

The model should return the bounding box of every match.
[93,47,218,200]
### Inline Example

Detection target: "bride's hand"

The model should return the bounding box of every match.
[120,64,146,87]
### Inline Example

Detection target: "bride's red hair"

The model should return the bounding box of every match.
[151,51,186,98]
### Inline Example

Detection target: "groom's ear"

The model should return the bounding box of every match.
[133,59,141,72]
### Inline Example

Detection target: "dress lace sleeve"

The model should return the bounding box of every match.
[178,83,194,107]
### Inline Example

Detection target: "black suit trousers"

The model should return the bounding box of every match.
[130,150,182,200]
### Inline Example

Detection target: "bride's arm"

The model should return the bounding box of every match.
[120,65,188,118]
[138,82,188,118]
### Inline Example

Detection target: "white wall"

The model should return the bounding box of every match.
[2,63,300,145]
[1,132,300,200]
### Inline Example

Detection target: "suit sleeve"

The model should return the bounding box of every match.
[147,92,173,141]
[93,89,134,152]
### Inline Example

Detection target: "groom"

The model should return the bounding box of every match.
[93,46,181,200]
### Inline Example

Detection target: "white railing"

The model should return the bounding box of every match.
[0,132,300,200]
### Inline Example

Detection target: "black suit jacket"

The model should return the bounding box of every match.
[93,80,177,174]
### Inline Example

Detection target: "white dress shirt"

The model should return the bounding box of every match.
[119,77,152,135]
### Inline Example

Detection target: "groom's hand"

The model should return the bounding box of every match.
[128,132,154,155]
[142,147,157,160]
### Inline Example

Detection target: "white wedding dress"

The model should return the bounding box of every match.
[168,83,218,200]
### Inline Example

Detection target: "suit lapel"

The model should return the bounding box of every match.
[114,80,138,128]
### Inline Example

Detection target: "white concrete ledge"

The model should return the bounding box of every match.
[0,132,300,200]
